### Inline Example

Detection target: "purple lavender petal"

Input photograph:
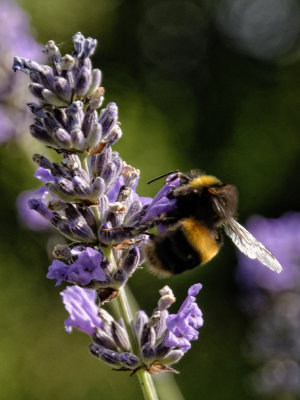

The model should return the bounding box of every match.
[61,286,102,335]
[165,283,203,352]
[34,167,54,183]
[237,213,300,293]
[47,259,69,286]
[17,188,50,230]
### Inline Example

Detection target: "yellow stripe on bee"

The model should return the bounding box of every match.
[190,175,221,187]
[182,218,219,264]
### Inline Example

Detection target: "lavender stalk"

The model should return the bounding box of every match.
[13,32,204,400]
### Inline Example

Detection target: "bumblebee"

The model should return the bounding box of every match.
[144,170,282,276]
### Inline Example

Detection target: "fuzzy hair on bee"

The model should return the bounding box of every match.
[144,170,282,276]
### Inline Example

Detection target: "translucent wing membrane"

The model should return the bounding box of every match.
[224,219,282,273]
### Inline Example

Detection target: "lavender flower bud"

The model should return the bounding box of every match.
[99,102,118,137]
[86,68,102,95]
[123,248,140,276]
[125,200,143,224]
[53,77,72,102]
[52,128,72,149]
[88,86,104,110]
[90,177,105,199]
[45,40,61,64]
[12,56,42,74]
[135,311,149,345]
[93,330,117,351]
[72,176,90,196]
[43,113,62,133]
[112,269,127,288]
[75,67,91,97]
[112,152,123,176]
[70,129,85,150]
[52,177,74,196]
[101,162,117,187]
[32,154,53,170]
[60,54,75,71]
[70,221,97,242]
[82,36,97,59]
[154,310,168,340]
[120,353,140,369]
[57,221,76,240]
[160,350,184,365]
[29,83,44,100]
[141,343,156,365]
[27,103,47,118]
[122,163,140,187]
[141,326,156,347]
[100,257,113,274]
[155,338,172,359]
[89,344,121,366]
[73,32,86,57]
[86,123,102,149]
[82,109,97,137]
[38,66,55,89]
[28,199,55,221]
[66,101,83,128]
[158,286,176,311]
[106,124,122,146]
[98,196,109,222]
[29,124,54,145]
[91,146,112,177]
[42,88,69,107]
[79,207,97,230]
[112,321,130,352]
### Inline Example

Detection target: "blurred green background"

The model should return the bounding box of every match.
[1,0,300,399]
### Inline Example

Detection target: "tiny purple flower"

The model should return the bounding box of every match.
[141,177,180,223]
[17,187,50,230]
[165,283,203,353]
[61,285,102,335]
[47,247,106,286]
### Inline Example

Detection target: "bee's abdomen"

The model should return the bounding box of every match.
[145,219,220,275]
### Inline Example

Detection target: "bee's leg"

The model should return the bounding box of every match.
[101,217,177,236]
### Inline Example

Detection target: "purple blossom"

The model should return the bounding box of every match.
[0,1,42,142]
[165,283,203,353]
[61,285,102,335]
[47,247,106,286]
[34,167,54,183]
[237,213,300,293]
[141,177,180,224]
[17,187,50,230]
[237,212,300,397]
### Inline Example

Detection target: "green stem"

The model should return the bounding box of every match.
[116,286,159,400]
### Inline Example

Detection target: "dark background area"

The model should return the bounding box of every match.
[0,0,299,398]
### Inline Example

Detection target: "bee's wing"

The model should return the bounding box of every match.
[224,219,282,273]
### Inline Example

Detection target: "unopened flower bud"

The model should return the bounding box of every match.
[120,352,140,369]
[123,248,140,276]
[89,344,121,366]
[45,40,61,63]
[160,350,184,365]
[53,128,72,149]
[75,67,92,97]
[141,343,156,365]
[112,269,127,288]
[53,76,72,102]
[112,321,130,352]
[86,69,102,97]
[42,89,68,107]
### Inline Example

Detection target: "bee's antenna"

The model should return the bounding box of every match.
[147,170,179,184]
